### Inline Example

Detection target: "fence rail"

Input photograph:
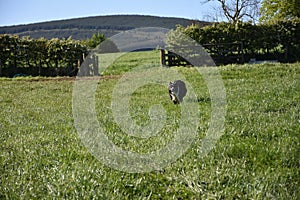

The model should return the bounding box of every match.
[160,42,245,67]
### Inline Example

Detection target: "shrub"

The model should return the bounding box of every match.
[174,20,300,63]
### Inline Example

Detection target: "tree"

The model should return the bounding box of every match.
[202,0,261,24]
[260,0,300,23]
[85,32,106,49]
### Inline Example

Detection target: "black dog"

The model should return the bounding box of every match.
[168,80,187,104]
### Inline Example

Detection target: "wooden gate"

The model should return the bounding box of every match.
[160,42,244,66]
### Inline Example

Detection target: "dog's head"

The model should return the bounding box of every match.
[168,80,187,104]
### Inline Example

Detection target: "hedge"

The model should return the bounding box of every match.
[1,20,299,77]
[176,20,300,63]
[0,35,88,77]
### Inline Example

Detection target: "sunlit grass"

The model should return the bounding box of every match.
[0,51,299,199]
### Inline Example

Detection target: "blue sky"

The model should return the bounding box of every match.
[0,0,218,26]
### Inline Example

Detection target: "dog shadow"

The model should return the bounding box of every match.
[185,97,211,103]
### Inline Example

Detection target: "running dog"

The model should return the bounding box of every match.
[168,80,187,104]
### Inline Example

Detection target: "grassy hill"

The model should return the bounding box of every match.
[0,15,210,40]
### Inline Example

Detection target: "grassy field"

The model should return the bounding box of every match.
[0,51,299,199]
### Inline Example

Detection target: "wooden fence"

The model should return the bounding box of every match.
[160,42,244,67]
[160,49,192,67]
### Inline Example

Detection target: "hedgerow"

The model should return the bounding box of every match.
[0,35,88,77]
[178,20,300,62]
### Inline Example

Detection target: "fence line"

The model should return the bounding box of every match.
[160,42,245,67]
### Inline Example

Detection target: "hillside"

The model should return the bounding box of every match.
[0,15,210,40]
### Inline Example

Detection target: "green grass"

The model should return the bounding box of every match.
[0,51,299,199]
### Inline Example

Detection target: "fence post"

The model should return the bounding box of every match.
[160,49,166,66]
[93,55,99,76]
